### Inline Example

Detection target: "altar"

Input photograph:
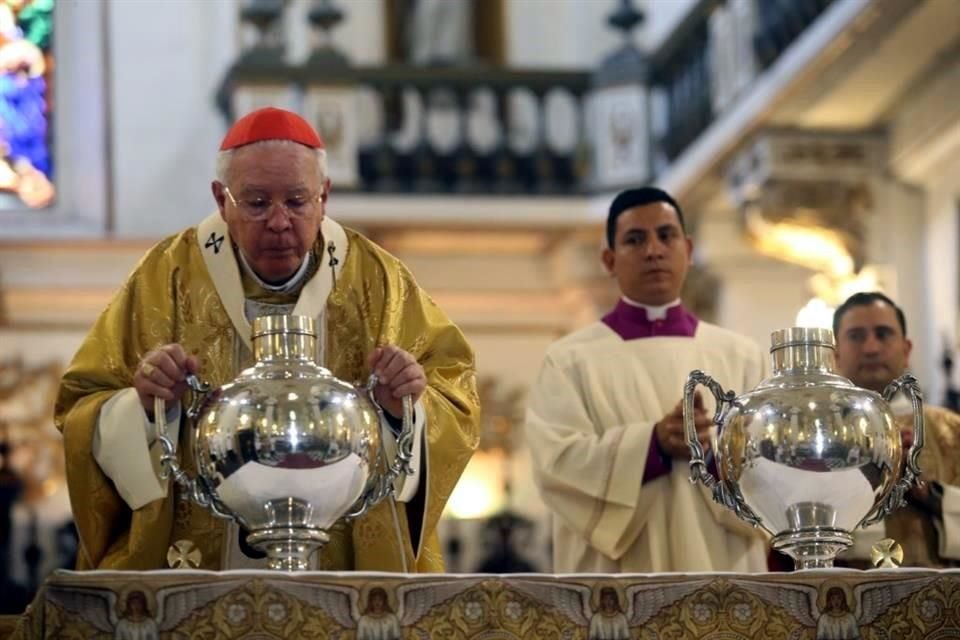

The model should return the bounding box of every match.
[6,568,960,638]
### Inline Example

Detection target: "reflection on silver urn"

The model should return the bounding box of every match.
[157,315,414,571]
[684,327,924,569]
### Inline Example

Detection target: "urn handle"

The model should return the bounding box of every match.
[343,374,417,519]
[684,370,762,527]
[154,376,234,521]
[861,374,925,527]
[184,374,212,421]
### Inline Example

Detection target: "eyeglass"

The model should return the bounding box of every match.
[223,186,321,221]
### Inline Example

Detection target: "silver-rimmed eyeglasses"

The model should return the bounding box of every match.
[223,186,321,221]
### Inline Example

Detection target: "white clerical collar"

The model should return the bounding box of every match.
[620,296,681,321]
[237,248,313,294]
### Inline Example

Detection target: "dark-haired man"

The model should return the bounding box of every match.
[835,292,960,567]
[525,187,769,572]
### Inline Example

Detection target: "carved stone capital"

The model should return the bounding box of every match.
[726,129,887,196]
[724,129,885,273]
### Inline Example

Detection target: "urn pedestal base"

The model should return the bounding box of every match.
[771,528,853,569]
[246,528,331,571]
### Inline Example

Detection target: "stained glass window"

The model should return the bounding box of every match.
[0,0,54,210]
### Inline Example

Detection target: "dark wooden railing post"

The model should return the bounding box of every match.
[649,0,838,167]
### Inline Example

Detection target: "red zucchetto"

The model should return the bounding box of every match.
[219,107,325,151]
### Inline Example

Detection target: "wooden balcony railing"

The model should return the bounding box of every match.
[220,58,591,195]
[649,0,839,166]
[218,0,842,193]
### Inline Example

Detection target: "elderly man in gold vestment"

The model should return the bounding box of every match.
[55,107,480,572]
[834,291,960,568]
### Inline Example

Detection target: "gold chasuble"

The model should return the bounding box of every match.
[885,406,960,567]
[55,213,480,572]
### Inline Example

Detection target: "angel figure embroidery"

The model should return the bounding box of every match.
[42,578,249,637]
[265,577,484,637]
[816,587,860,640]
[114,590,158,640]
[508,577,711,638]
[357,587,401,640]
[737,575,935,639]
[588,587,629,640]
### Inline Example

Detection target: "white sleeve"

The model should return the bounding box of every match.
[92,388,180,510]
[379,399,426,502]
[937,484,960,559]
[525,353,654,560]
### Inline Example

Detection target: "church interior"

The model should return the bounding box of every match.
[1,0,960,634]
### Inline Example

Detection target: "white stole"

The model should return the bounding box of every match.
[195,211,347,350]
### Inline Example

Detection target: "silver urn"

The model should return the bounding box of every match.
[156,315,415,571]
[684,327,924,569]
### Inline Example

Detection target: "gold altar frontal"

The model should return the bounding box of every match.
[7,569,960,638]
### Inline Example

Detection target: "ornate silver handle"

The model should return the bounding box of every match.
[154,375,233,520]
[344,374,416,519]
[861,374,925,527]
[684,370,761,527]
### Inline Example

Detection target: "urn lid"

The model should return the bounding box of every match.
[252,315,316,339]
[769,327,835,352]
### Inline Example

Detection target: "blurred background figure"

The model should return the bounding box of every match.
[834,292,960,568]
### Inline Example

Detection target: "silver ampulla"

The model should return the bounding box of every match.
[684,327,924,570]
[156,315,415,571]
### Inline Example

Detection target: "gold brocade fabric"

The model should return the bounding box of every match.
[13,569,960,639]
[54,224,480,572]
[884,406,960,568]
